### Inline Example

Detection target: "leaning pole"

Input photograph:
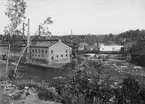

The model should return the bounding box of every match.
[14,18,30,73]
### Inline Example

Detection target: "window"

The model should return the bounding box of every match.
[56,55,58,58]
[61,55,63,57]
[38,55,40,57]
[66,55,68,57]
[51,50,53,54]
[32,49,34,53]
[66,50,68,53]
[46,50,47,53]
[42,49,44,53]
[51,56,54,60]
[35,49,37,53]
[42,55,44,57]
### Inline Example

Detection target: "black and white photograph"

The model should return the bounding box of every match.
[0,0,145,103]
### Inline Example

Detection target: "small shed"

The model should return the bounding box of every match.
[78,42,89,51]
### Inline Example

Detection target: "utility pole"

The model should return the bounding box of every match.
[39,25,41,39]
[27,18,30,62]
[70,29,73,43]
[6,44,11,74]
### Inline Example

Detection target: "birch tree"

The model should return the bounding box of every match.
[4,0,27,44]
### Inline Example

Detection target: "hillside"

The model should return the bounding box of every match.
[0,29,145,46]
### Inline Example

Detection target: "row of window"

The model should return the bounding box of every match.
[32,54,69,59]
[52,54,68,60]
[31,49,47,53]
[32,49,69,54]
[101,48,115,50]
[51,50,68,54]
[32,54,44,57]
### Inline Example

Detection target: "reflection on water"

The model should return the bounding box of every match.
[16,61,145,83]
[17,65,68,82]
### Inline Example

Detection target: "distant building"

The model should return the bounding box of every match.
[89,45,96,51]
[29,39,71,65]
[100,44,123,52]
[78,42,89,51]
[89,43,104,51]
[0,44,8,55]
[123,41,136,51]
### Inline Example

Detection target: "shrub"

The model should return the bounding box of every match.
[37,87,54,101]
[0,91,10,104]
[13,79,60,102]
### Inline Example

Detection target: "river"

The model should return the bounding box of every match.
[1,55,145,84]
[17,64,74,83]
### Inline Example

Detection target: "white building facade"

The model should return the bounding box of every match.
[100,44,123,52]
[30,39,71,65]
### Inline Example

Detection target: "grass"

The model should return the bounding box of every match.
[0,91,10,104]
[13,78,61,102]
[0,62,8,81]
[0,61,65,102]
[13,79,49,89]
[1,58,145,104]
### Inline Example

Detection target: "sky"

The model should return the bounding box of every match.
[0,0,145,36]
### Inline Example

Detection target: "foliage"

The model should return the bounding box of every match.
[114,76,145,104]
[5,0,26,34]
[62,62,76,71]
[52,34,106,45]
[2,59,145,104]
[53,60,115,104]
[0,91,10,104]
[52,29,145,46]
[33,17,53,38]
[14,79,48,90]
[51,60,145,104]
[4,0,27,46]
[116,29,145,44]
[13,79,60,101]
[37,87,55,101]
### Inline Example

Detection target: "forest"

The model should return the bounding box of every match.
[1,29,145,49]
[52,29,145,45]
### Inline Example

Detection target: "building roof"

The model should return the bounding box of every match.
[79,42,89,46]
[34,41,58,47]
[30,38,63,48]
[21,38,60,41]
[101,44,123,47]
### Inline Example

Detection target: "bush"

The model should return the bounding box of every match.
[13,79,60,102]
[114,76,145,104]
[0,91,10,104]
[37,87,54,101]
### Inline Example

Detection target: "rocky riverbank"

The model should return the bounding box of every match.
[0,80,61,104]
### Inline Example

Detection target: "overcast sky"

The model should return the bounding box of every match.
[0,0,145,36]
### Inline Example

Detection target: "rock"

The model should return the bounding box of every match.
[120,66,128,68]
[25,86,29,90]
[0,90,10,104]
[20,87,38,100]
[10,90,24,100]
[133,66,142,69]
